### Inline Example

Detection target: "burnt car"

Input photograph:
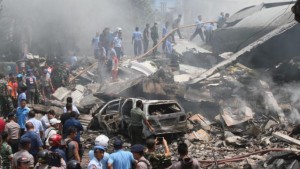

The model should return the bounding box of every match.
[95,98,187,137]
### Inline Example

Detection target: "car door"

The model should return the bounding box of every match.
[99,99,123,135]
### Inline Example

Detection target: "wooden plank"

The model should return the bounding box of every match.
[272,132,300,146]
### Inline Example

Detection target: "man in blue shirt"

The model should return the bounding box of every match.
[132,27,143,57]
[108,139,135,169]
[17,99,30,136]
[88,135,110,169]
[190,15,205,42]
[17,85,27,107]
[63,112,83,142]
[92,31,100,59]
[21,122,43,158]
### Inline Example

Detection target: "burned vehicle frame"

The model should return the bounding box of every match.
[95,98,187,137]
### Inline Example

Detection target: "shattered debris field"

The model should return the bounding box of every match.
[3,1,300,168]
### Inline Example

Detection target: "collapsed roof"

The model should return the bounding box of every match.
[212,2,296,54]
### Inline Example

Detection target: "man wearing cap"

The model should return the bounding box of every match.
[108,139,135,169]
[88,145,105,169]
[26,110,44,138]
[131,144,151,169]
[16,157,31,169]
[44,118,61,148]
[5,112,20,153]
[12,138,34,169]
[88,135,110,169]
[16,99,30,136]
[21,122,43,158]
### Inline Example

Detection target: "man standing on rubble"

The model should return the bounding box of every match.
[143,24,150,54]
[92,31,100,59]
[63,97,80,115]
[162,22,169,52]
[172,14,183,42]
[132,27,143,57]
[190,15,205,42]
[204,23,214,44]
[130,100,154,144]
[113,28,123,60]
[151,23,159,55]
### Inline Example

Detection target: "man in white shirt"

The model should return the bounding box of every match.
[190,15,205,42]
[41,109,56,130]
[44,118,61,148]
[63,97,80,115]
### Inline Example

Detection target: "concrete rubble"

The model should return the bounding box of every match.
[25,3,300,168]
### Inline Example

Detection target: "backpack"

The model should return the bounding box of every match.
[137,159,152,169]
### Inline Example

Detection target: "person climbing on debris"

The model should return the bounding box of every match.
[190,15,205,42]
[172,14,183,42]
[129,100,155,145]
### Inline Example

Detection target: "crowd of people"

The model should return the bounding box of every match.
[0,60,71,118]
[0,96,200,169]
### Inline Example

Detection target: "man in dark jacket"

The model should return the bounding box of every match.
[150,23,159,55]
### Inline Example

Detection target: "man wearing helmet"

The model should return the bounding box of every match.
[88,135,110,169]
[88,146,105,169]
[49,134,67,162]
[34,149,66,169]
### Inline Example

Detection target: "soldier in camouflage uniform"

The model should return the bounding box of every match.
[0,74,13,117]
[144,137,172,169]
[51,64,65,90]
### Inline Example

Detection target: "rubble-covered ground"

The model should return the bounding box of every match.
[27,3,300,168]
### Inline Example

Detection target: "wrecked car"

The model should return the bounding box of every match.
[95,98,187,137]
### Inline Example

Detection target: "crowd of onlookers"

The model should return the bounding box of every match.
[0,95,201,169]
[0,96,86,169]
